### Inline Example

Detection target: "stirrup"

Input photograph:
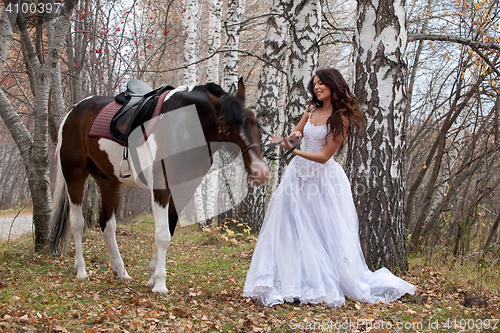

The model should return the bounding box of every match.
[119,147,131,178]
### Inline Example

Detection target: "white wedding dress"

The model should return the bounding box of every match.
[243,113,416,307]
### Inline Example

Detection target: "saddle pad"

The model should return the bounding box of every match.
[88,90,171,146]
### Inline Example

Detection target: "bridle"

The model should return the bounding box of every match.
[217,113,301,161]
[241,143,260,155]
[217,115,261,158]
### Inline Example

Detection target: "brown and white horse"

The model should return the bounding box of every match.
[48,80,270,294]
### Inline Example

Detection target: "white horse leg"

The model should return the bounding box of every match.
[146,247,158,288]
[102,213,131,280]
[150,198,171,294]
[69,202,88,280]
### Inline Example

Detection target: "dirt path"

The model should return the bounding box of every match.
[0,212,33,240]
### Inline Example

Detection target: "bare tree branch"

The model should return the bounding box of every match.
[140,48,289,77]
[409,33,500,51]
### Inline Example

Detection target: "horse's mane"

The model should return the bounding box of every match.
[193,83,244,126]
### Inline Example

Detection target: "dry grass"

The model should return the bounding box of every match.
[0,216,499,332]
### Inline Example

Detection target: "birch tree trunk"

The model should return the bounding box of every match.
[224,0,320,231]
[0,1,77,250]
[349,0,408,271]
[206,0,222,83]
[183,0,200,86]
[228,2,290,231]
[221,0,245,92]
[215,0,246,227]
[254,1,289,185]
[284,0,321,135]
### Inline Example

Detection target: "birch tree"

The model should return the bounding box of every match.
[349,0,408,271]
[206,0,223,83]
[221,0,245,92]
[222,0,321,230]
[283,0,321,135]
[0,0,78,250]
[183,0,200,85]
[228,1,290,230]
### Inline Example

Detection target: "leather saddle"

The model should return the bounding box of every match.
[110,79,174,144]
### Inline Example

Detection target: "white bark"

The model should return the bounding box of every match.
[255,2,289,192]
[220,2,289,231]
[231,0,322,231]
[285,0,321,133]
[205,154,221,220]
[193,185,207,224]
[183,0,200,86]
[350,0,408,270]
[206,0,223,83]
[221,0,245,92]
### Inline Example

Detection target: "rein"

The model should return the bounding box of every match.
[256,122,302,160]
[216,108,301,161]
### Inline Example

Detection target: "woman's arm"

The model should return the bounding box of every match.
[271,110,310,145]
[291,134,343,164]
[290,110,310,138]
[282,117,349,164]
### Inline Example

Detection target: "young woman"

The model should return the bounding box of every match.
[243,68,416,307]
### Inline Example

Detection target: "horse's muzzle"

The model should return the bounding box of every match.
[247,161,271,187]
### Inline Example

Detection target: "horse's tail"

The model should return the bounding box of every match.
[47,115,70,256]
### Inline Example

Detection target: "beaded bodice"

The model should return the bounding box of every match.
[301,117,329,153]
[293,113,334,182]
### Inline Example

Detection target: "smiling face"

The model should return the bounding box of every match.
[313,76,332,103]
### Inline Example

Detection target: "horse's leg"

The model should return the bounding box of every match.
[147,196,178,288]
[168,197,179,236]
[69,202,88,280]
[148,189,172,294]
[146,247,158,288]
[94,175,131,280]
[64,167,90,280]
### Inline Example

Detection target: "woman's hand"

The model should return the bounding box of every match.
[289,131,302,140]
[272,131,301,150]
[271,134,290,150]
[287,131,302,146]
[271,133,283,144]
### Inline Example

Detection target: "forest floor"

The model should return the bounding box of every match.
[0,215,499,332]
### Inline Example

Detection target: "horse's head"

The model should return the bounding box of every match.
[207,79,270,187]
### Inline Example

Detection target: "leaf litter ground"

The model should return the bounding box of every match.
[0,217,499,332]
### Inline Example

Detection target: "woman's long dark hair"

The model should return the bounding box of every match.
[306,68,365,150]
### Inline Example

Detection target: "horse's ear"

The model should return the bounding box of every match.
[235,77,245,105]
[205,90,221,107]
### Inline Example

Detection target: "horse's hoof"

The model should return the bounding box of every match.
[117,271,131,281]
[119,274,131,281]
[146,278,154,288]
[77,274,89,281]
[120,272,132,281]
[152,285,168,295]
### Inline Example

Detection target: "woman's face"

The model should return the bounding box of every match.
[313,76,331,103]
